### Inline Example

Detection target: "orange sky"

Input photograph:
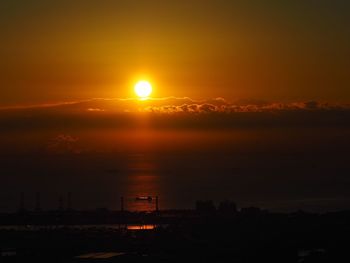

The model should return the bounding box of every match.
[1,1,350,106]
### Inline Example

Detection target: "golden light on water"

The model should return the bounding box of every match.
[134,80,152,99]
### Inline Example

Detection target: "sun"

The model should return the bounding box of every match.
[134,80,152,99]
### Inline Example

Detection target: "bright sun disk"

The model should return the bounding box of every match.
[134,81,152,99]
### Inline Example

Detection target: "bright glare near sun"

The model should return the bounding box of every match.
[134,80,152,99]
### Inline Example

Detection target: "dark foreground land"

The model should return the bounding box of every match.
[0,208,350,262]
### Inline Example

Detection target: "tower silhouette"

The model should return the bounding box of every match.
[19,192,25,212]
[155,196,159,212]
[120,197,124,212]
[35,192,41,212]
[58,195,64,211]
[67,192,72,211]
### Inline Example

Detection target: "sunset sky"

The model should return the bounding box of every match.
[0,1,349,212]
[1,0,350,106]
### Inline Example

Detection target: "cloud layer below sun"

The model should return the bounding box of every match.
[0,97,349,132]
[1,97,349,112]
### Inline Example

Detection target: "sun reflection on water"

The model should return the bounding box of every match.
[123,155,160,212]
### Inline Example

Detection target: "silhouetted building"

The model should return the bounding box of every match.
[218,200,237,215]
[195,200,216,214]
[240,206,261,216]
